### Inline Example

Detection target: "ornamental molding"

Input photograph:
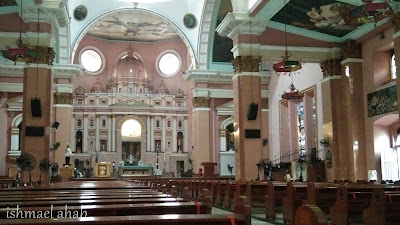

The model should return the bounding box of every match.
[320,59,342,78]
[192,88,269,99]
[183,69,271,84]
[54,93,73,105]
[216,12,268,39]
[232,55,261,73]
[192,97,209,108]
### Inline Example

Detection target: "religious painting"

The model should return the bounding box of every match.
[0,0,16,7]
[367,85,398,117]
[271,0,368,38]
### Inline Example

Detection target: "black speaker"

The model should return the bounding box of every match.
[52,121,60,130]
[26,126,44,136]
[247,103,258,120]
[245,129,261,138]
[31,98,42,117]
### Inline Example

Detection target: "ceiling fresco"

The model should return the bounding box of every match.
[270,0,393,38]
[87,11,180,42]
[0,0,16,7]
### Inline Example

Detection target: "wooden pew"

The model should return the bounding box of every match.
[363,188,400,225]
[0,214,248,225]
[305,182,337,215]
[329,185,374,225]
[294,204,329,225]
[265,181,287,221]
[0,202,211,219]
[245,181,268,211]
[0,197,185,208]
[0,194,252,225]
[282,182,308,224]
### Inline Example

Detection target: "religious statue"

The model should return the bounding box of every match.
[129,154,134,164]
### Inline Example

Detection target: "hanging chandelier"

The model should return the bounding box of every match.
[273,50,302,73]
[273,0,301,74]
[282,83,304,101]
[345,0,393,25]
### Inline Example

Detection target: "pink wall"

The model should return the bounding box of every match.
[72,36,190,96]
[268,63,324,162]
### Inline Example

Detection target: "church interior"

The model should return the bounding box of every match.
[0,0,400,224]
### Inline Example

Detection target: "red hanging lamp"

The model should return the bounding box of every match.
[273,0,301,74]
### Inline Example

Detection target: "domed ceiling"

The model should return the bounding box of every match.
[86,11,180,42]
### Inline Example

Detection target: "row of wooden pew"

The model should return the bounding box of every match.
[131,178,400,225]
[0,179,251,225]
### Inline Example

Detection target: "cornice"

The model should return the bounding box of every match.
[183,69,271,84]
[216,12,268,39]
[0,61,82,79]
[192,88,269,99]
[0,83,23,92]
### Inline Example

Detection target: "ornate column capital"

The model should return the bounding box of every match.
[340,40,361,59]
[320,59,342,78]
[53,93,73,104]
[262,98,269,110]
[192,97,210,108]
[393,11,400,32]
[232,55,261,73]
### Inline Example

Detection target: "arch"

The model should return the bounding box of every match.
[71,8,196,69]
[117,115,146,132]
[220,117,234,129]
[11,113,23,128]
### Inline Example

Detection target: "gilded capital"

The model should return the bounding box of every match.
[262,98,269,109]
[231,56,261,73]
[192,97,209,108]
[393,11,400,33]
[320,59,342,78]
[54,93,73,105]
[340,40,361,59]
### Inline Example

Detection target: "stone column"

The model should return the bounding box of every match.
[83,115,88,153]
[112,115,116,152]
[162,116,166,152]
[231,56,263,180]
[261,99,269,161]
[192,97,211,172]
[216,13,267,180]
[150,116,154,152]
[341,44,366,181]
[108,116,112,152]
[172,117,177,152]
[184,116,188,153]
[21,65,53,184]
[147,115,151,152]
[220,129,227,152]
[71,114,75,153]
[53,86,73,168]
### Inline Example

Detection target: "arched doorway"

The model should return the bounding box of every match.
[119,117,144,165]
[75,131,83,153]
[219,117,235,176]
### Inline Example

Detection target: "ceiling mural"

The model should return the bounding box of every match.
[271,0,393,38]
[87,11,180,42]
[0,0,16,7]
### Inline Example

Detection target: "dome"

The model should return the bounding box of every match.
[112,49,147,79]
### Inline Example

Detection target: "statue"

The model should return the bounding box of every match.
[129,154,134,164]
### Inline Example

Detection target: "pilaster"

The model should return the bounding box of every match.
[192,97,211,172]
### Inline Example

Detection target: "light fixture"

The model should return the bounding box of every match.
[2,0,26,63]
[282,82,304,101]
[273,0,301,73]
[345,0,393,25]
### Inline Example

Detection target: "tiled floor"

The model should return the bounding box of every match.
[211,207,275,225]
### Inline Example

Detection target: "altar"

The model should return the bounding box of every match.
[118,165,153,178]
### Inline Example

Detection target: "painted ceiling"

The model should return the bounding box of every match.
[270,0,400,39]
[86,11,180,42]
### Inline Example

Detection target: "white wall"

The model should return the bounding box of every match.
[268,63,324,162]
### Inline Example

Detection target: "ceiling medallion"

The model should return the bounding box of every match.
[74,5,88,21]
[282,83,304,101]
[183,13,197,29]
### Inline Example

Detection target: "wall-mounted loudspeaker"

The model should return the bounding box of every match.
[31,98,42,117]
[247,103,258,120]
[52,121,60,130]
